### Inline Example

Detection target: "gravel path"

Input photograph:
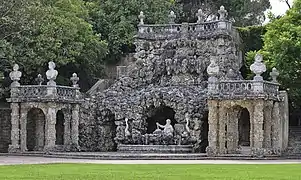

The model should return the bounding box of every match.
[0,156,301,165]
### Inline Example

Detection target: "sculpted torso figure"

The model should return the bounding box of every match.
[46,61,58,85]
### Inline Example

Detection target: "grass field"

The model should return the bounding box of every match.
[0,164,300,180]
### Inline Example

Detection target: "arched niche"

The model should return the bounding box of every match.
[55,110,65,145]
[26,108,45,151]
[238,108,251,146]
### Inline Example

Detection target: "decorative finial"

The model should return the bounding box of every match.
[250,54,266,81]
[35,74,44,85]
[218,6,228,21]
[168,11,176,24]
[70,73,79,87]
[9,64,22,87]
[138,11,145,25]
[196,9,205,23]
[270,67,279,83]
[46,61,58,86]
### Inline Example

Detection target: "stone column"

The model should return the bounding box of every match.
[8,103,20,152]
[227,109,239,154]
[271,102,281,151]
[263,101,273,148]
[253,100,264,149]
[20,106,27,152]
[44,103,56,151]
[35,112,45,151]
[218,106,227,154]
[63,109,72,148]
[71,104,80,149]
[207,100,219,156]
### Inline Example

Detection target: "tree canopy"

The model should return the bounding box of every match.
[0,0,107,90]
[260,0,301,107]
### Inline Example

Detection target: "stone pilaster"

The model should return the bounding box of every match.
[271,102,281,151]
[20,107,27,152]
[253,100,264,149]
[218,106,227,154]
[206,100,219,156]
[44,103,56,151]
[71,104,80,149]
[35,112,45,151]
[227,110,239,154]
[63,109,72,148]
[263,101,273,148]
[8,103,20,152]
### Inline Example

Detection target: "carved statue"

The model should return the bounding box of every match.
[185,113,190,133]
[250,54,266,81]
[124,118,131,137]
[46,61,58,85]
[156,119,174,136]
[9,64,22,87]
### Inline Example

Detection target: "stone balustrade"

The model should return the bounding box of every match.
[138,21,232,40]
[7,61,82,103]
[137,6,232,40]
[208,80,280,100]
[10,85,80,102]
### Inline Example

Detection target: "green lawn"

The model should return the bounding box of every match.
[0,164,300,180]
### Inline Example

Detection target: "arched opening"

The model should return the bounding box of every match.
[26,108,45,151]
[238,108,250,146]
[55,110,65,145]
[200,111,209,153]
[146,105,176,134]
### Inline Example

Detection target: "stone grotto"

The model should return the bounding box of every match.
[0,6,293,157]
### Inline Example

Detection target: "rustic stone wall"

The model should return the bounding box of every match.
[79,99,116,151]
[0,105,11,153]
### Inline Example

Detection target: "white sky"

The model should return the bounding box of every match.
[264,0,293,23]
[269,0,293,15]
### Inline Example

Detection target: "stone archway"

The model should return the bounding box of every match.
[55,110,65,145]
[238,108,251,147]
[26,108,45,151]
[146,105,176,134]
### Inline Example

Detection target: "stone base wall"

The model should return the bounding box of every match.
[0,107,11,152]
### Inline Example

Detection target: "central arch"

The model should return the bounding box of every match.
[26,108,45,151]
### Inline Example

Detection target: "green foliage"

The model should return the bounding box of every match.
[86,0,176,64]
[0,0,108,90]
[237,26,267,79]
[177,0,271,26]
[262,0,301,107]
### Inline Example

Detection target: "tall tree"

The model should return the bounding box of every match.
[261,0,301,107]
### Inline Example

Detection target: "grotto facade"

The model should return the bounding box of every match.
[79,6,289,156]
[2,6,290,157]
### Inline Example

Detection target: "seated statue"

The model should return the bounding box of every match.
[155,119,174,145]
[156,119,174,136]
